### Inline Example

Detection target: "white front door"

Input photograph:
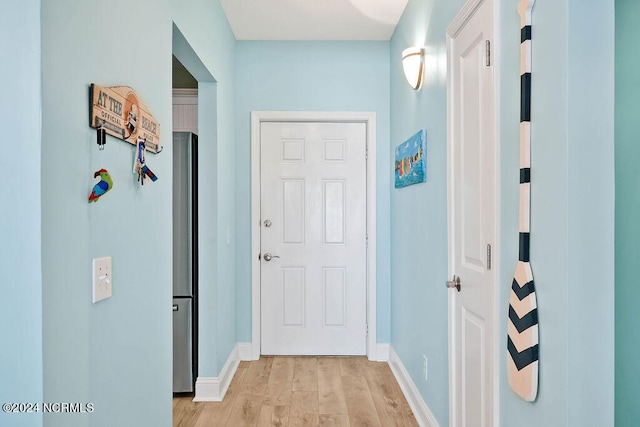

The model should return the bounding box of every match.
[260,121,367,355]
[447,0,497,425]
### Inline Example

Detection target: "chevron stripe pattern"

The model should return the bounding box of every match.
[508,0,539,403]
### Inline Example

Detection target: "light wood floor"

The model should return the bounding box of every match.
[173,356,418,427]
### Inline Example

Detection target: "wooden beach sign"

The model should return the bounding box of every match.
[89,84,161,153]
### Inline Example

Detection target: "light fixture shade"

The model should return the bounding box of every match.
[402,47,425,90]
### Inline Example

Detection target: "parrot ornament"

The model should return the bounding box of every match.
[88,168,113,203]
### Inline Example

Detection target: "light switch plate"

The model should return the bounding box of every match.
[92,256,112,303]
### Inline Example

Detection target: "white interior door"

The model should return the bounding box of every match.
[260,121,367,355]
[448,0,497,425]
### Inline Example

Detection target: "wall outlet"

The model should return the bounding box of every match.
[92,256,112,303]
[423,355,428,381]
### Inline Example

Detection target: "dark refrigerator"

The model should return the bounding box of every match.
[173,132,198,394]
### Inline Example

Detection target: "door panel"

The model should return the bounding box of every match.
[324,267,346,326]
[283,267,305,326]
[462,308,486,426]
[283,179,305,243]
[261,122,367,355]
[172,132,193,298]
[172,298,193,393]
[449,0,496,425]
[324,180,346,244]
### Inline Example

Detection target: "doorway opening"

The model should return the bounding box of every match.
[171,23,217,401]
[172,55,199,396]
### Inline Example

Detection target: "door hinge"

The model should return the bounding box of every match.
[487,244,492,270]
[365,143,369,159]
[366,234,369,248]
[486,40,491,66]
[366,323,369,337]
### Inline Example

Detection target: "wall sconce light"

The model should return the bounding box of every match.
[402,47,425,90]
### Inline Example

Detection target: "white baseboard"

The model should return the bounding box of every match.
[375,343,391,362]
[193,344,241,402]
[238,342,253,361]
[388,346,440,427]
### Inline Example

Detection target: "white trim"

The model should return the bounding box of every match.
[172,88,198,105]
[446,11,461,425]
[238,342,253,361]
[492,0,502,424]
[193,344,240,402]
[446,1,500,426]
[388,346,440,427]
[446,0,486,38]
[375,343,391,362]
[445,24,455,418]
[251,111,377,361]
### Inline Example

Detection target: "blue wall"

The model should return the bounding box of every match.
[0,2,43,427]
[566,0,614,424]
[391,0,615,425]
[37,1,237,426]
[173,0,239,380]
[499,0,615,424]
[499,0,614,425]
[1,1,616,425]
[616,0,640,424]
[389,1,464,424]
[234,41,392,343]
[498,0,570,424]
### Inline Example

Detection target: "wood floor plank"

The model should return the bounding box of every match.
[291,390,319,412]
[173,396,204,427]
[192,401,231,427]
[364,361,418,427]
[292,357,318,392]
[263,357,295,406]
[225,392,264,427]
[342,374,382,427]
[218,360,266,427]
[339,356,365,378]
[317,358,348,415]
[257,405,290,427]
[318,414,351,427]
[174,356,417,427]
[193,362,250,427]
[242,356,274,396]
[192,403,228,427]
[362,362,400,427]
[289,391,319,427]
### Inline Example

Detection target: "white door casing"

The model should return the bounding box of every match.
[251,111,377,360]
[447,0,499,426]
[260,122,366,355]
[172,88,198,134]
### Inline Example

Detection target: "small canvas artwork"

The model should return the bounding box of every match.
[395,129,427,188]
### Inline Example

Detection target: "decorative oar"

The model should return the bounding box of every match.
[507,0,539,402]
